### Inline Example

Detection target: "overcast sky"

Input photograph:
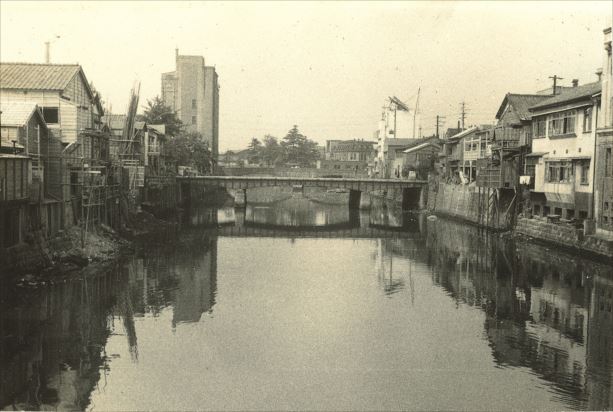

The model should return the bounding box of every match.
[1,1,611,150]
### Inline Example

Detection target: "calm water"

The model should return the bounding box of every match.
[1,196,612,411]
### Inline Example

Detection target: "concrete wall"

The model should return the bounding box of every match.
[429,182,510,230]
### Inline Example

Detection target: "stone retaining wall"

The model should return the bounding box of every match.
[516,217,613,258]
[430,182,508,230]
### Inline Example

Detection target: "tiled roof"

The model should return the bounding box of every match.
[447,126,478,141]
[0,63,81,91]
[331,141,375,152]
[445,128,462,138]
[402,141,441,154]
[386,138,414,147]
[394,136,442,151]
[496,94,551,121]
[529,82,601,111]
[0,101,46,128]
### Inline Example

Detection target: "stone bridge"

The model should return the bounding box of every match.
[178,176,428,210]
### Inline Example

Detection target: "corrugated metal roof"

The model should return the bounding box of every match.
[0,62,81,91]
[530,82,601,111]
[0,101,46,128]
[102,114,127,130]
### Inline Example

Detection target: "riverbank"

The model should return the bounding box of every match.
[0,209,178,286]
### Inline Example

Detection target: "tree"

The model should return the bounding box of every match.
[281,125,319,167]
[139,96,183,137]
[260,135,284,167]
[165,131,212,175]
[247,137,262,165]
[248,137,262,152]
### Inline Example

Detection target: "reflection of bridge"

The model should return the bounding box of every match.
[178,176,427,209]
[215,221,421,239]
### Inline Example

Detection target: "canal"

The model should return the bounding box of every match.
[1,196,612,411]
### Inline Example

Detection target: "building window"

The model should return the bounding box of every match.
[192,99,197,109]
[583,107,592,133]
[41,107,59,124]
[191,116,197,125]
[580,161,590,185]
[533,117,546,138]
[546,161,572,183]
[548,110,576,137]
[606,148,612,177]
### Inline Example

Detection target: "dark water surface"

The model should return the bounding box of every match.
[1,197,612,411]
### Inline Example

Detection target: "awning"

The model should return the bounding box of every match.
[525,152,548,157]
[544,192,574,205]
[530,191,547,202]
[543,155,591,161]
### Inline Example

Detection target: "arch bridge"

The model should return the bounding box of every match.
[178,176,428,210]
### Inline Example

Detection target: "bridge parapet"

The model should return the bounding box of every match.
[179,175,426,192]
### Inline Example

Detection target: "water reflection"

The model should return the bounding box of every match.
[1,197,611,411]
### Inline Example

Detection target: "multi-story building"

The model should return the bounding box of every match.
[204,66,219,160]
[161,49,219,160]
[594,27,613,235]
[528,81,601,220]
[318,139,377,175]
[0,63,103,145]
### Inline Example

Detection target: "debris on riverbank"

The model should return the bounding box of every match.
[3,209,179,286]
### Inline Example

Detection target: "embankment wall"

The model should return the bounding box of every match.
[516,217,613,258]
[428,182,509,230]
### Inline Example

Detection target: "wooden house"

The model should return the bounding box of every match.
[0,63,104,145]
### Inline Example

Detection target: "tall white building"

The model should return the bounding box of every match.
[161,49,219,160]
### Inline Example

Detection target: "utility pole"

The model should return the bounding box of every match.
[548,75,564,95]
[460,101,467,130]
[436,115,446,138]
[413,87,421,139]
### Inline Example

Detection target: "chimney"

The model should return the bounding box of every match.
[596,68,603,82]
[175,48,179,58]
[572,79,579,87]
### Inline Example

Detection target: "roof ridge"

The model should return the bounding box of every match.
[0,62,80,67]
[507,93,549,97]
